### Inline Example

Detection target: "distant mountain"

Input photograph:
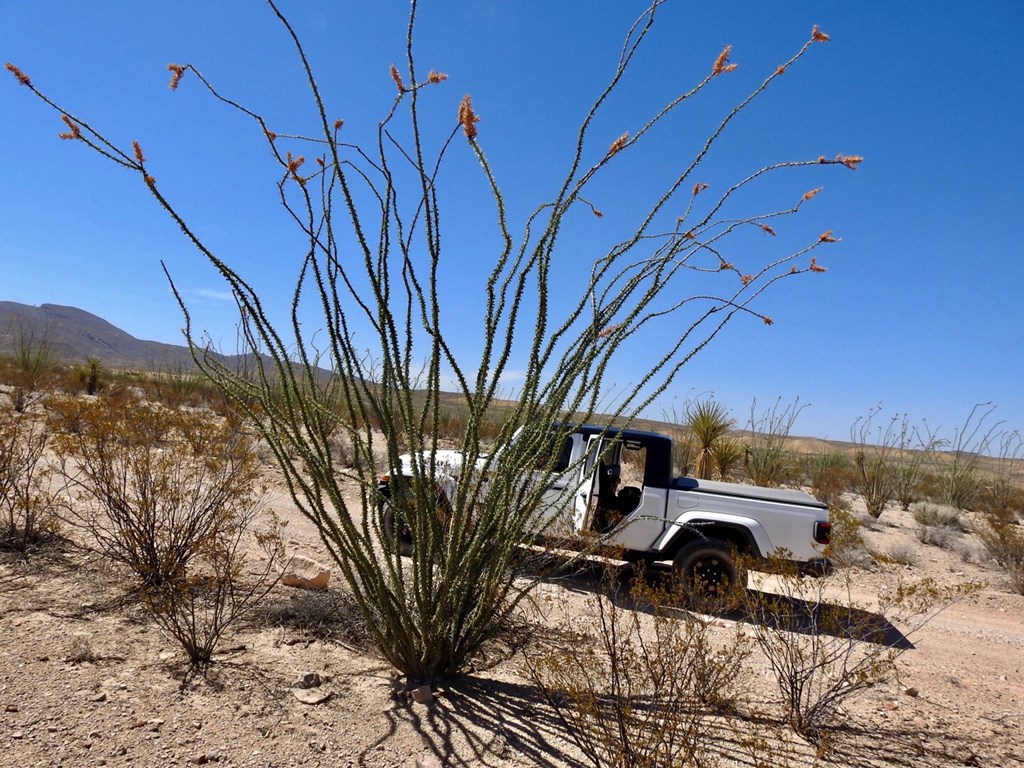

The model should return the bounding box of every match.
[0,301,199,370]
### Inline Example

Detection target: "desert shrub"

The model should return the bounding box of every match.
[975,430,1024,523]
[3,321,58,412]
[141,362,236,413]
[743,398,804,487]
[0,407,62,553]
[916,525,960,550]
[527,572,750,768]
[686,400,734,481]
[822,505,867,568]
[883,542,917,566]
[802,452,852,509]
[853,451,897,519]
[672,434,698,477]
[849,409,917,519]
[745,569,968,745]
[143,514,284,668]
[710,438,744,481]
[925,403,999,511]
[77,358,105,396]
[50,395,278,665]
[65,635,97,664]
[50,394,263,590]
[977,480,1024,523]
[974,514,1024,594]
[938,464,982,512]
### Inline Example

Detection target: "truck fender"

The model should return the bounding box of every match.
[653,511,771,559]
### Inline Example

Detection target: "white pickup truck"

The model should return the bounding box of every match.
[379,425,832,604]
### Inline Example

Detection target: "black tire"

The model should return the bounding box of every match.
[380,499,414,557]
[672,537,746,613]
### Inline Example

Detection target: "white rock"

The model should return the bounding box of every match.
[411,685,433,705]
[292,687,331,705]
[279,555,331,590]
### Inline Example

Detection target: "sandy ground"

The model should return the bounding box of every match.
[2,467,1022,768]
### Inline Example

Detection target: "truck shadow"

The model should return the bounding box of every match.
[534,560,914,650]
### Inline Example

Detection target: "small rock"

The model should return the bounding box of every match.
[189,755,209,765]
[293,672,323,690]
[91,692,107,703]
[903,687,919,698]
[12,731,23,740]
[279,554,331,590]
[415,754,442,768]
[411,685,433,705]
[292,688,331,705]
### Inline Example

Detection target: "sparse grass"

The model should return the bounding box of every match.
[911,502,963,530]
[884,542,917,566]
[65,635,96,664]
[255,587,371,649]
[916,525,961,550]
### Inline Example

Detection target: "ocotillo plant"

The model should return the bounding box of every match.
[7,1,859,683]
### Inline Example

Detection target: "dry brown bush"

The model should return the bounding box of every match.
[47,393,280,666]
[744,567,974,746]
[0,406,61,554]
[526,571,750,768]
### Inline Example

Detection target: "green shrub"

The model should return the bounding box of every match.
[743,398,804,488]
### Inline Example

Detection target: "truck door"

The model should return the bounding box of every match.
[573,435,619,533]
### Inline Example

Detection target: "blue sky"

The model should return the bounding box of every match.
[2,1,1022,444]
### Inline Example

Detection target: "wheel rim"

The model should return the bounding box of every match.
[690,555,732,595]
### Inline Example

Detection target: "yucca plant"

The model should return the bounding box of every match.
[710,437,745,481]
[687,399,734,480]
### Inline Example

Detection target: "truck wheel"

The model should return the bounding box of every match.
[672,538,746,613]
[380,500,414,556]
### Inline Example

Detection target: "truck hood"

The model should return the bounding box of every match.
[395,449,484,478]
